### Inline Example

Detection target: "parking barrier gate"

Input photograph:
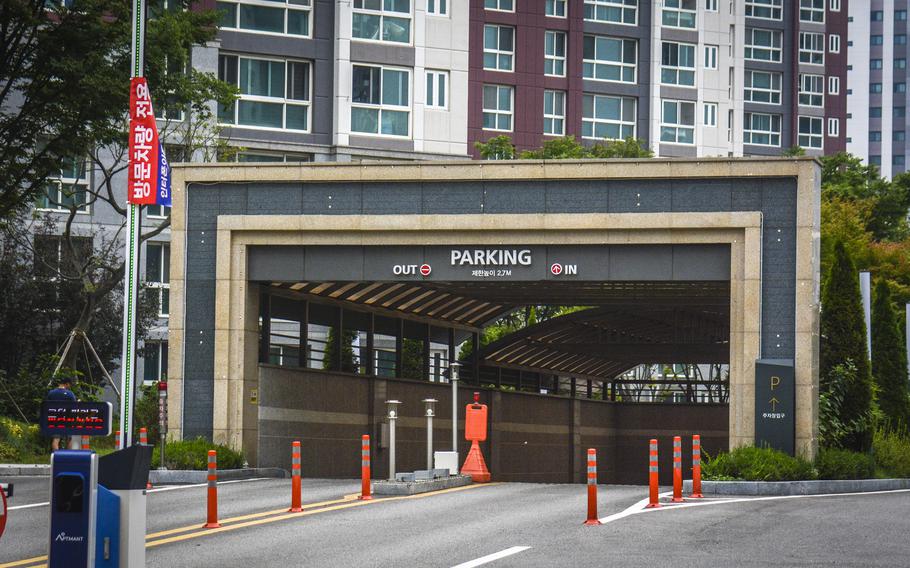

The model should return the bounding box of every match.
[691,434,703,498]
[290,441,302,512]
[672,436,683,503]
[646,439,660,508]
[359,435,372,500]
[584,448,601,525]
[203,450,221,528]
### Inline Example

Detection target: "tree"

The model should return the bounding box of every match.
[871,279,910,429]
[322,328,358,373]
[474,135,515,160]
[820,241,874,450]
[782,146,806,157]
[475,135,653,160]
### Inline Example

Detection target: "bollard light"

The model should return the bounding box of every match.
[449,362,460,456]
[423,399,438,471]
[386,400,402,481]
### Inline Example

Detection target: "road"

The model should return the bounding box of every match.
[2,476,909,567]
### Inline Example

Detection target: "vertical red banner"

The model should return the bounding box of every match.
[128,77,159,205]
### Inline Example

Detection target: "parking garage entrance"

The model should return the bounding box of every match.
[167,158,820,483]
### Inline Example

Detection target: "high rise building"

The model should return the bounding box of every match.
[847,0,909,177]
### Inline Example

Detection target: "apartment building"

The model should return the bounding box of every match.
[846,0,910,177]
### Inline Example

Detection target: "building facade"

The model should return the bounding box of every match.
[847,0,910,177]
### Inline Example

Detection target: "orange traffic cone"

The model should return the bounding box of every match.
[460,440,491,482]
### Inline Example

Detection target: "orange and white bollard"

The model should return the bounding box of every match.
[584,448,601,525]
[139,427,148,446]
[646,439,660,508]
[289,441,302,512]
[203,450,220,528]
[81,437,90,450]
[691,434,703,498]
[115,430,121,448]
[672,436,683,503]
[359,435,372,500]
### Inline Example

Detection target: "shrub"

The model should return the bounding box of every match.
[151,437,244,470]
[702,446,817,481]
[815,447,875,479]
[0,416,46,463]
[873,427,910,478]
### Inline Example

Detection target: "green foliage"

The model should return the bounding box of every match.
[781,146,806,157]
[0,416,46,463]
[820,242,873,450]
[133,382,161,443]
[814,447,875,480]
[150,437,244,470]
[871,280,910,429]
[474,135,515,160]
[400,338,425,380]
[701,446,817,481]
[873,427,910,478]
[322,328,358,373]
[819,361,874,449]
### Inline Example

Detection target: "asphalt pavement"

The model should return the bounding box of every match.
[2,476,909,567]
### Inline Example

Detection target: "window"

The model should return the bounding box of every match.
[660,100,695,144]
[830,0,840,11]
[899,83,908,93]
[146,243,170,317]
[800,0,824,22]
[896,107,906,118]
[744,112,781,146]
[218,55,311,131]
[584,0,637,25]
[745,0,782,20]
[896,59,907,69]
[798,116,823,149]
[871,35,883,46]
[829,34,840,53]
[235,152,313,162]
[744,70,781,104]
[703,102,718,127]
[898,35,908,45]
[484,25,514,72]
[483,85,513,131]
[662,0,696,28]
[33,235,93,285]
[545,31,566,77]
[828,75,840,95]
[143,341,168,384]
[484,0,513,11]
[426,0,446,16]
[546,0,567,17]
[827,118,839,137]
[582,94,636,140]
[871,10,883,21]
[543,90,566,136]
[898,10,908,21]
[425,70,447,109]
[38,157,89,212]
[352,0,411,44]
[799,74,824,107]
[894,155,906,167]
[745,28,782,62]
[351,65,410,136]
[146,203,170,218]
[871,59,883,70]
[661,42,696,86]
[870,155,881,166]
[870,107,882,118]
[799,32,824,65]
[583,35,637,83]
[704,45,718,69]
[870,131,882,142]
[895,131,906,142]
[871,83,883,94]
[217,0,312,36]
[705,0,717,11]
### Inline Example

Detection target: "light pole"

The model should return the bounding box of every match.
[386,400,401,481]
[450,362,460,457]
[423,398,437,470]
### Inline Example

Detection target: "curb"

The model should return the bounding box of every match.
[0,464,51,476]
[373,475,473,496]
[683,478,910,496]
[150,468,288,484]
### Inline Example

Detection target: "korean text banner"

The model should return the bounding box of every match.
[128,77,160,205]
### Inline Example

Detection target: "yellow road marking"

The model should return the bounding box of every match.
[0,485,496,568]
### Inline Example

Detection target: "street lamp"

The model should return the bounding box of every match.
[422,398,438,471]
[386,400,402,481]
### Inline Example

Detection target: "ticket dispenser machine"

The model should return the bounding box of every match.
[49,450,99,567]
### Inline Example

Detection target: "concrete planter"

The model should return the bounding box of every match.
[149,467,288,484]
[372,475,473,496]
[0,464,51,476]
[684,478,910,496]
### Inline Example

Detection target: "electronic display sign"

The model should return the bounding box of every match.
[40,402,113,437]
